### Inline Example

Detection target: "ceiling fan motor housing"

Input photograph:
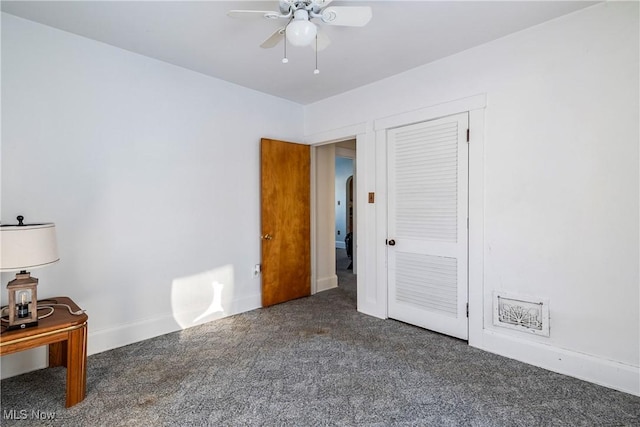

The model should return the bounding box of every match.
[280,0,326,15]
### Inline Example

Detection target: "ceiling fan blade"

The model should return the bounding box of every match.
[227,10,281,20]
[310,28,331,52]
[312,0,334,8]
[260,27,286,49]
[320,6,372,27]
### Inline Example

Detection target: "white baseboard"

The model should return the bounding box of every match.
[88,313,183,355]
[475,329,640,396]
[316,274,338,292]
[89,293,261,355]
[357,305,386,320]
[1,294,261,379]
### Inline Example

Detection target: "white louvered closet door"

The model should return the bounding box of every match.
[387,112,469,340]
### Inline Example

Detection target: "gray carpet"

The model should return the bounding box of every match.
[336,247,356,304]
[1,252,639,426]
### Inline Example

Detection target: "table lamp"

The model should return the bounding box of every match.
[0,215,59,330]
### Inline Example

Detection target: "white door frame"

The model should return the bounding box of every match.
[374,94,486,346]
[306,123,367,300]
[305,94,485,346]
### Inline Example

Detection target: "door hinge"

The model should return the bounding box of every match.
[466,303,469,318]
[466,128,470,143]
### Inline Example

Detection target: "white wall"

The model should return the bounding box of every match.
[305,2,639,395]
[334,156,353,248]
[1,13,304,377]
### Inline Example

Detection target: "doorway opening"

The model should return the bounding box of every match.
[335,153,355,303]
[313,139,357,307]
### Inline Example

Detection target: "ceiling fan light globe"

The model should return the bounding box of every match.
[286,20,317,46]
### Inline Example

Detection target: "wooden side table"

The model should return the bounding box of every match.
[0,296,88,407]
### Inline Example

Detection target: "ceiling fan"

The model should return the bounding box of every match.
[227,0,373,52]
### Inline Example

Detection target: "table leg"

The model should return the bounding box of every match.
[49,341,68,368]
[65,324,88,407]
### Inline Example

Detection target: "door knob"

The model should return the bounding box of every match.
[262,234,273,240]
[388,239,396,246]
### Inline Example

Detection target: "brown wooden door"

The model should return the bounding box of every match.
[261,138,311,307]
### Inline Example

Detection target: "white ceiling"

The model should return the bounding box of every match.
[1,1,598,105]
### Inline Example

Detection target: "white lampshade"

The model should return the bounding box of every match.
[286,9,317,47]
[0,223,59,272]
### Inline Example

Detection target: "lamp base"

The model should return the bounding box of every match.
[6,271,39,330]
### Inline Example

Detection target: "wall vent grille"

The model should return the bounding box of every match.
[493,292,549,337]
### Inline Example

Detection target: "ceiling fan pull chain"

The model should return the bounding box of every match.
[282,29,289,64]
[314,35,320,74]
